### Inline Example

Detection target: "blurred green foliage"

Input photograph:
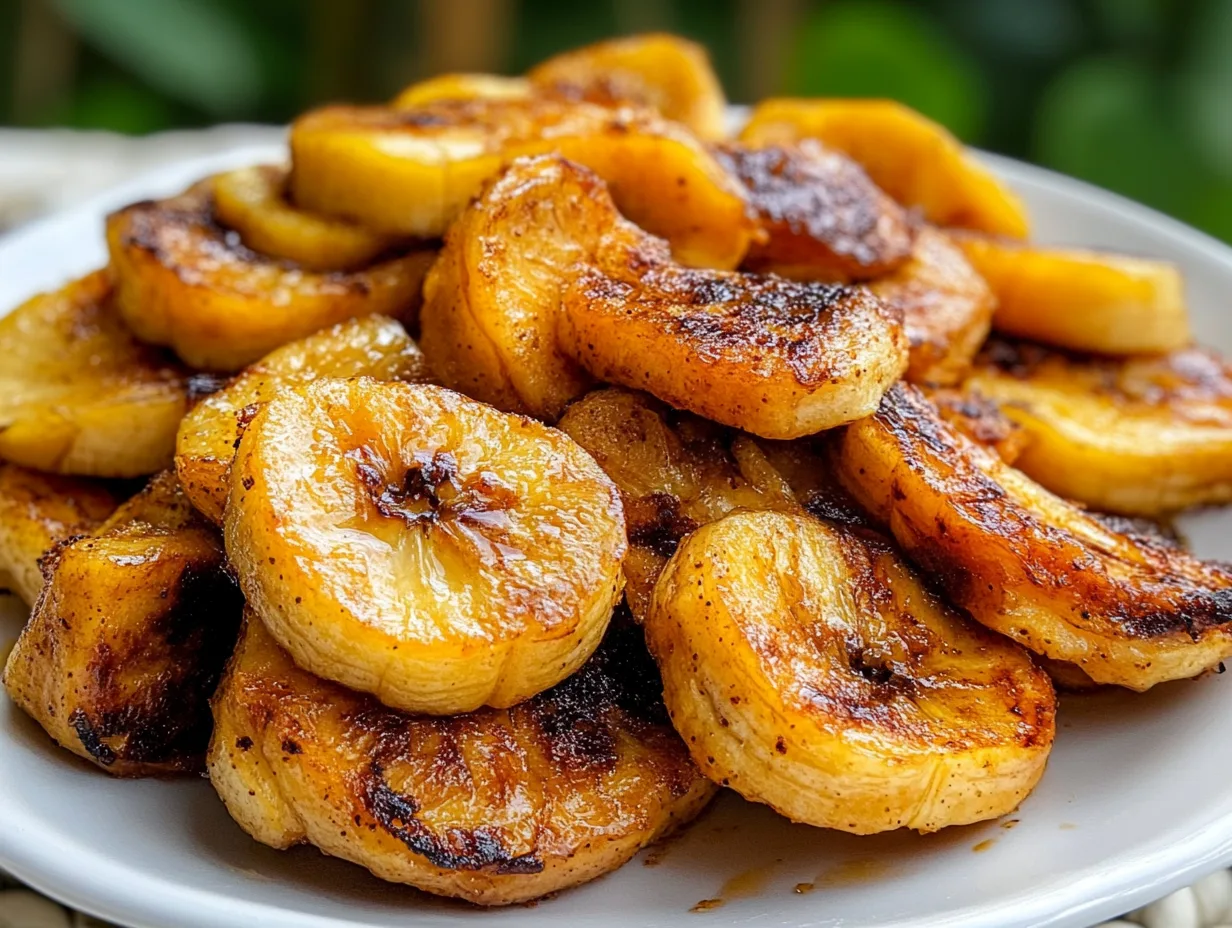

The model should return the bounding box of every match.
[4,0,1231,242]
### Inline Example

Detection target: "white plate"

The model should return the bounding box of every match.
[2,143,1232,928]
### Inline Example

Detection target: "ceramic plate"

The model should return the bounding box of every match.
[2,143,1232,928]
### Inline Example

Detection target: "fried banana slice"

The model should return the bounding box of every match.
[558,388,800,621]
[106,179,434,370]
[964,339,1232,516]
[869,226,996,386]
[955,235,1189,354]
[0,465,118,604]
[210,613,715,905]
[647,509,1055,833]
[0,269,195,477]
[925,386,1028,465]
[212,165,408,272]
[835,384,1232,690]
[527,33,727,139]
[741,99,1029,239]
[226,378,626,714]
[422,154,907,430]
[392,73,533,108]
[288,98,755,269]
[712,140,916,282]
[3,471,243,775]
[176,315,431,525]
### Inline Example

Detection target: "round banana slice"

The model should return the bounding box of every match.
[106,178,435,370]
[225,378,627,714]
[836,383,1232,690]
[647,509,1055,834]
[209,613,715,905]
[212,164,407,271]
[392,73,533,108]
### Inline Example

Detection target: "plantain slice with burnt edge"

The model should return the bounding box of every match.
[0,269,197,477]
[288,98,755,269]
[646,509,1055,834]
[835,383,1232,690]
[209,612,716,906]
[176,315,432,525]
[712,140,916,282]
[3,471,243,775]
[106,177,436,371]
[0,464,119,604]
[963,338,1232,516]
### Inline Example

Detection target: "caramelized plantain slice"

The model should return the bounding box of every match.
[924,386,1028,465]
[964,338,1232,516]
[0,464,119,604]
[955,234,1190,355]
[209,613,715,905]
[712,140,917,282]
[392,73,533,108]
[288,98,756,269]
[741,99,1029,238]
[3,471,243,775]
[835,384,1232,690]
[647,509,1055,833]
[175,315,431,525]
[106,178,434,371]
[0,269,195,477]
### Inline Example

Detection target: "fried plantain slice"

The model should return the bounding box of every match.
[392,73,533,108]
[288,98,755,269]
[713,140,916,282]
[0,465,119,604]
[3,471,243,775]
[924,386,1028,465]
[106,178,434,371]
[208,613,715,905]
[954,234,1189,355]
[0,269,196,477]
[647,509,1055,833]
[175,315,431,525]
[741,99,1029,238]
[964,338,1232,516]
[835,383,1232,690]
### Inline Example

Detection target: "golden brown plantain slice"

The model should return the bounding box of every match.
[3,471,243,775]
[0,465,118,604]
[212,164,409,271]
[209,613,715,905]
[0,269,196,477]
[226,378,626,715]
[835,383,1232,690]
[925,386,1028,465]
[527,33,727,139]
[712,140,916,282]
[288,98,755,269]
[175,315,431,525]
[954,235,1189,354]
[870,226,995,386]
[106,179,434,370]
[647,509,1055,833]
[741,99,1029,238]
[392,73,533,108]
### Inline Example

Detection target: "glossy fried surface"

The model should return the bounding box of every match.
[713,140,916,282]
[870,226,995,386]
[3,472,243,775]
[392,73,533,108]
[741,99,1029,238]
[225,378,627,714]
[965,339,1232,516]
[106,179,434,370]
[289,98,755,269]
[836,384,1232,690]
[925,386,1028,465]
[175,315,431,525]
[0,269,194,477]
[0,464,118,604]
[648,509,1055,833]
[209,614,715,905]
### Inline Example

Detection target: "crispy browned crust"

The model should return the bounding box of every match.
[208,612,715,905]
[925,387,1028,464]
[835,384,1232,689]
[3,471,244,775]
[714,141,916,282]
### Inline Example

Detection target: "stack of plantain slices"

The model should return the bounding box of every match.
[2,30,1231,909]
